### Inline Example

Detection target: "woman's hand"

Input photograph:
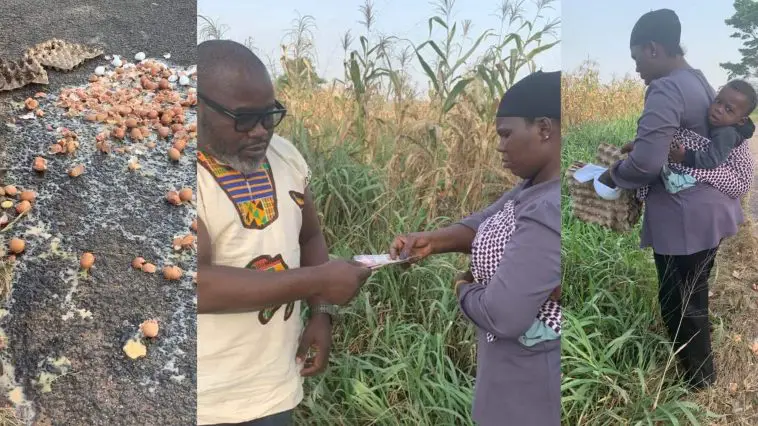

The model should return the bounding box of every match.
[389,232,435,262]
[621,141,635,154]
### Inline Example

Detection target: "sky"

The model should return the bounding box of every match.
[563,0,745,87]
[197,0,561,90]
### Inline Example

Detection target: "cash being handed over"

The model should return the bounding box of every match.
[352,254,415,270]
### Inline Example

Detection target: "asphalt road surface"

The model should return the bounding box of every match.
[0,1,197,425]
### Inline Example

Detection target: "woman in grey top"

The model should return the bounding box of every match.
[598,9,742,389]
[389,71,561,425]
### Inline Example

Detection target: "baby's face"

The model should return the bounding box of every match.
[709,86,750,127]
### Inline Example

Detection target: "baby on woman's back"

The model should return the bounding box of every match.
[661,79,757,194]
[669,79,756,169]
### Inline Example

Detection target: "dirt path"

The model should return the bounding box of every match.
[0,1,196,425]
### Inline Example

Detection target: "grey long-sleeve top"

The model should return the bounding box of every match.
[609,67,744,255]
[456,177,561,339]
[454,177,561,426]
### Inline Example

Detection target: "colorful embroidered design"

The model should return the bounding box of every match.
[245,254,296,324]
[198,151,279,230]
[289,191,305,209]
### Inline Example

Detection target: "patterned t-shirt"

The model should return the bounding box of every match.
[196,134,311,425]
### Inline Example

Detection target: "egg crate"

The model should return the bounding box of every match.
[0,38,103,92]
[0,56,49,92]
[25,39,103,71]
[565,143,643,233]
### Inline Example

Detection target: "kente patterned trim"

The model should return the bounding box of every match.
[246,254,296,325]
[198,151,279,230]
[289,191,305,209]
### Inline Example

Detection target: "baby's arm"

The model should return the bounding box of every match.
[680,126,741,169]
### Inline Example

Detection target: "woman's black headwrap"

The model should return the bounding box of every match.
[629,8,681,51]
[496,70,560,120]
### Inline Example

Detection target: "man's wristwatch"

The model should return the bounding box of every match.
[311,303,338,324]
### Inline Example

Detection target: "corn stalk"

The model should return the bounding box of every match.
[410,0,494,121]
[343,1,393,148]
[279,13,321,90]
[476,0,560,114]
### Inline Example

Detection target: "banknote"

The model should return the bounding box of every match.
[352,254,412,269]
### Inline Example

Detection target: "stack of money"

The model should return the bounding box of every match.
[565,143,643,233]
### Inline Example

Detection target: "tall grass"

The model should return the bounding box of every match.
[561,118,701,425]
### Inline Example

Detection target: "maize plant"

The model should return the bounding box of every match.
[476,0,560,120]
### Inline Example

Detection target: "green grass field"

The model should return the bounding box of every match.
[560,118,703,425]
[562,117,758,426]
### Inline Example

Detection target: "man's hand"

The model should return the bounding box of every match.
[620,142,635,154]
[296,313,332,376]
[314,260,372,305]
[668,142,685,163]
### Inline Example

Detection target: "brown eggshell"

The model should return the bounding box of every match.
[178,188,192,202]
[15,200,31,214]
[32,157,48,172]
[80,252,95,270]
[168,148,181,162]
[163,265,182,280]
[132,257,146,269]
[166,191,181,205]
[19,191,37,202]
[8,238,25,254]
[140,319,159,338]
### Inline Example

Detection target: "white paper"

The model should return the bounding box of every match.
[573,163,607,183]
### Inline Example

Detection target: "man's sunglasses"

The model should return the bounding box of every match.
[198,92,287,132]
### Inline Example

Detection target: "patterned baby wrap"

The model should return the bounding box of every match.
[469,200,561,343]
[637,128,754,201]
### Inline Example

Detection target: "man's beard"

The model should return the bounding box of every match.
[204,144,265,175]
[198,115,268,174]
